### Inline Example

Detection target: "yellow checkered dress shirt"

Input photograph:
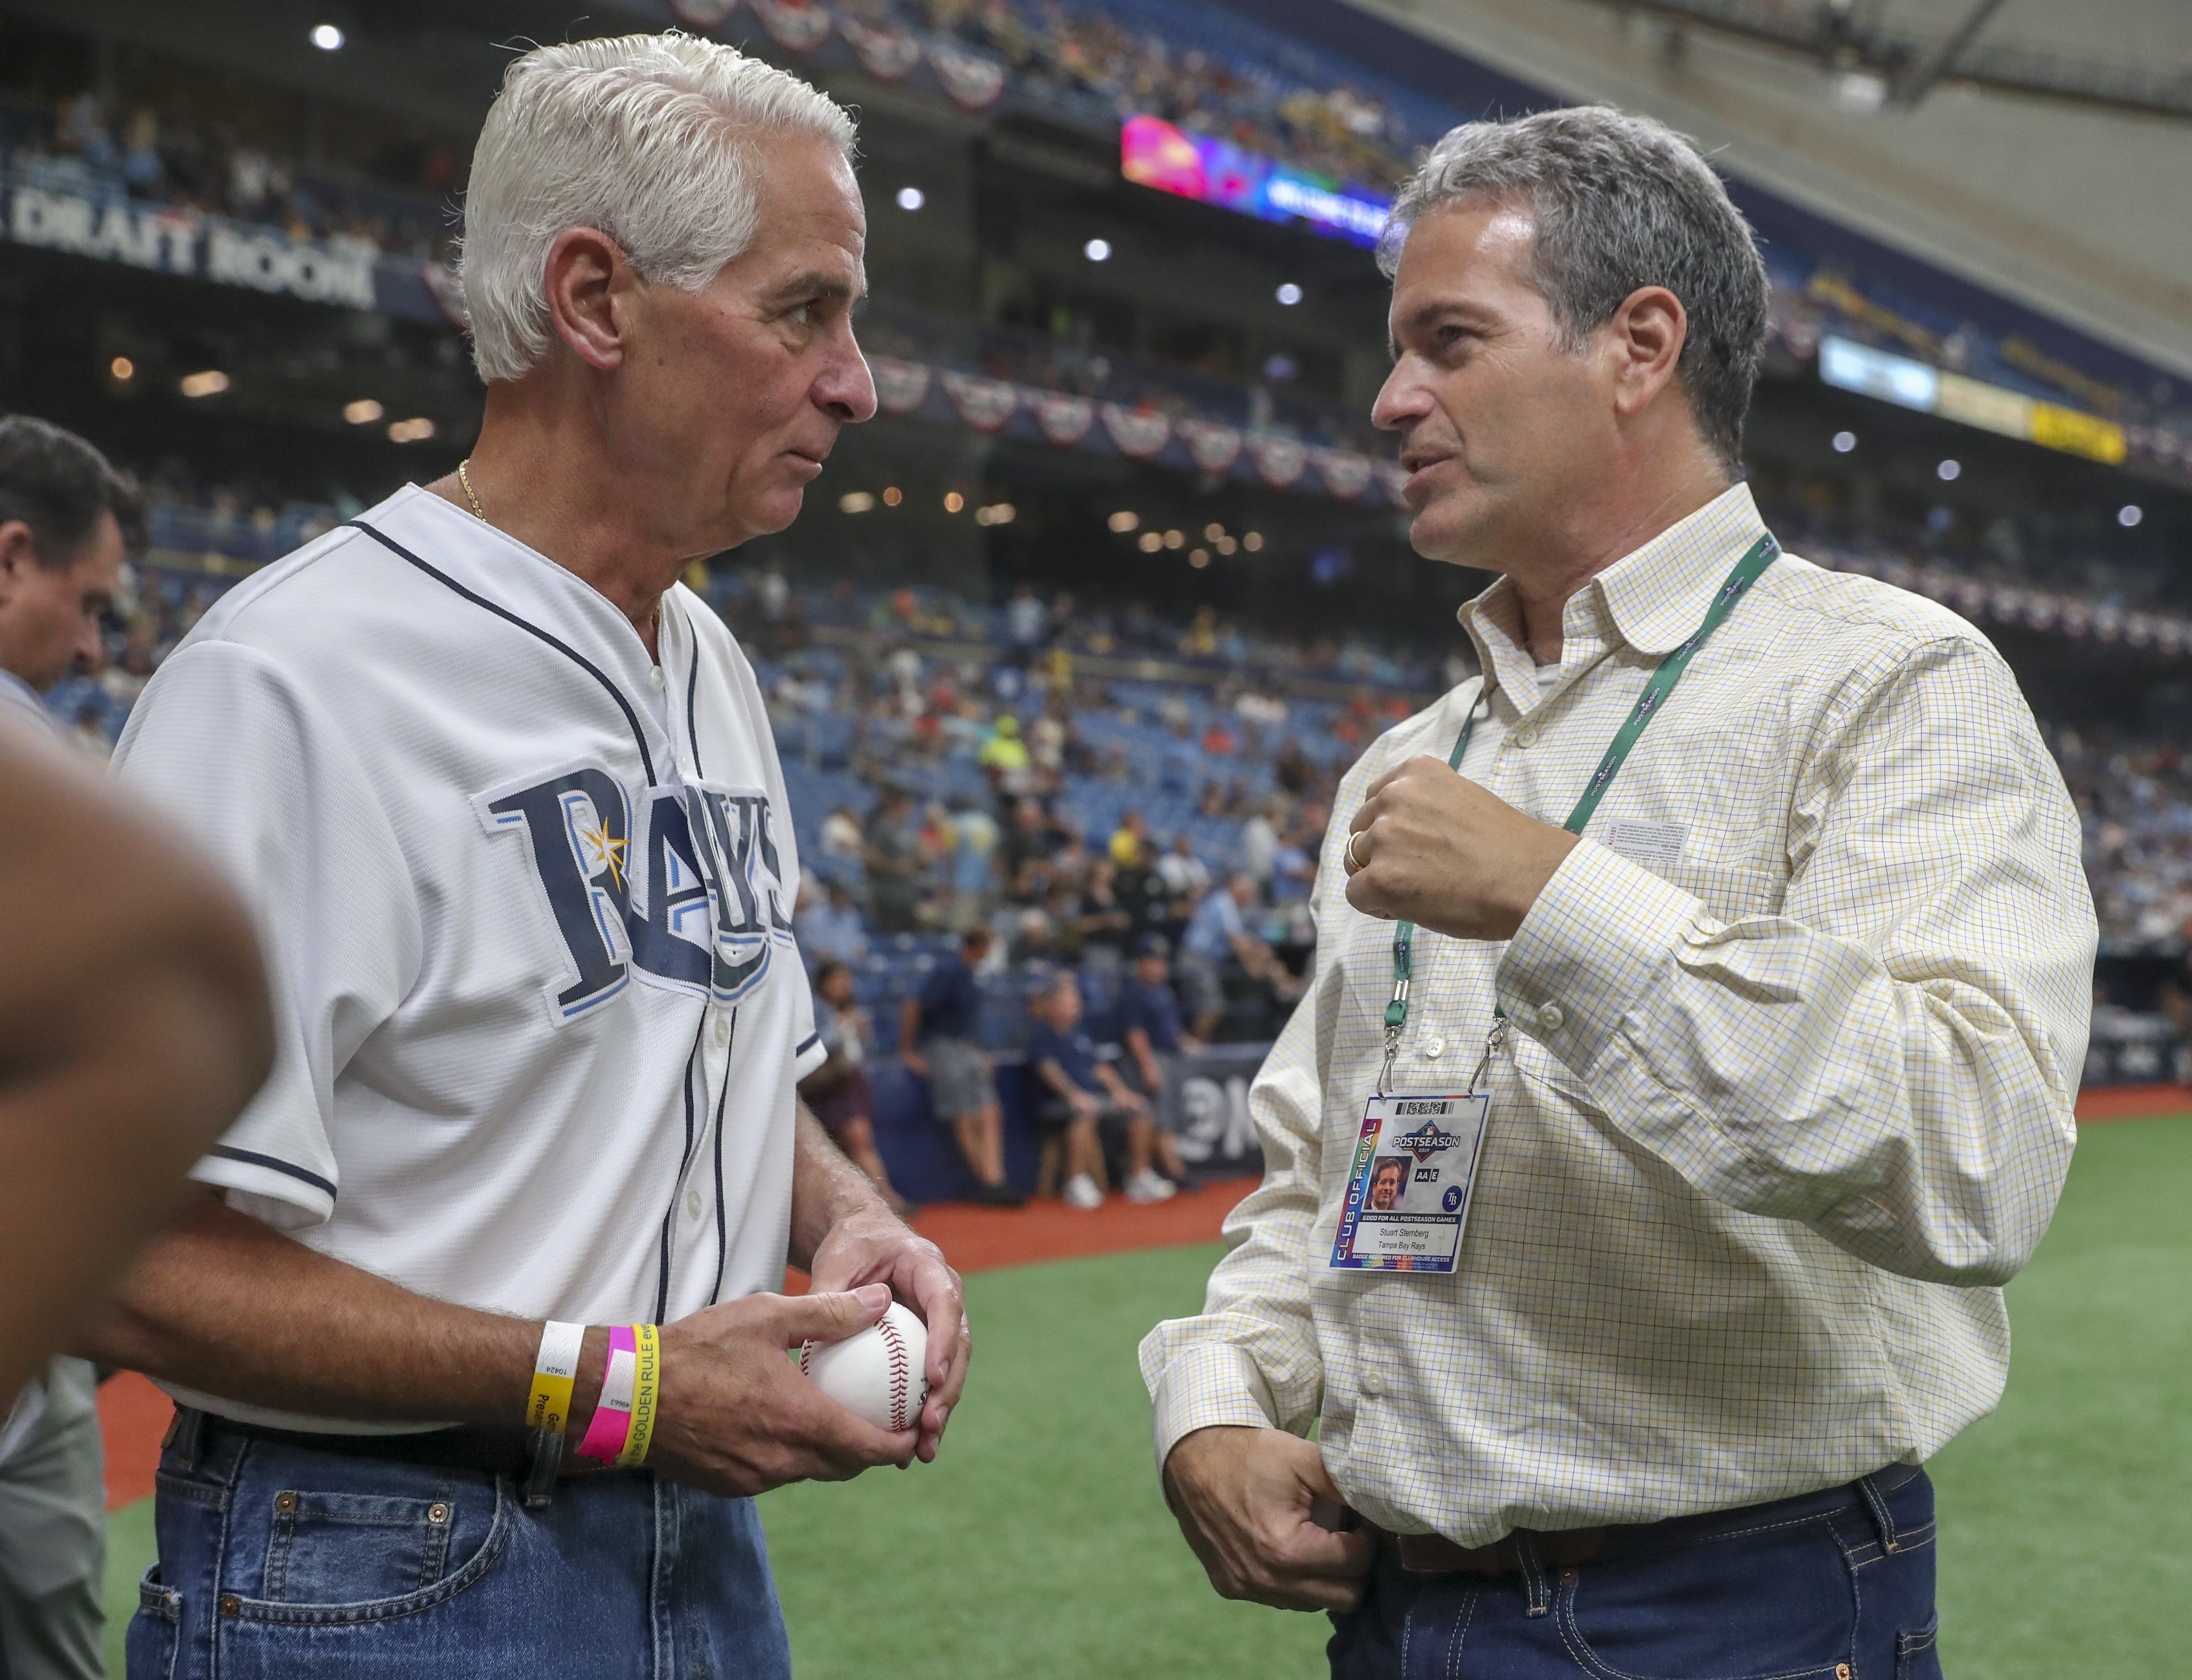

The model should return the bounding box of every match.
[1140,484,2096,1546]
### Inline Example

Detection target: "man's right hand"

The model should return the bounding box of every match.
[647,1282,917,1497]
[901,1050,928,1078]
[1163,1425,1375,1612]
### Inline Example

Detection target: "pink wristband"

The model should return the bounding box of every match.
[576,1325,638,1465]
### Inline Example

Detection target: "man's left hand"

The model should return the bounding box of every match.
[1344,756,1578,941]
[807,1209,968,1462]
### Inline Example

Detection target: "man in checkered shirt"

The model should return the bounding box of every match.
[1142,106,2094,1679]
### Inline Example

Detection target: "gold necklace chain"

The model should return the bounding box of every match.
[457,455,662,645]
[457,458,487,522]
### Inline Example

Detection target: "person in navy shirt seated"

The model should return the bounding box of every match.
[1024,970,1177,1211]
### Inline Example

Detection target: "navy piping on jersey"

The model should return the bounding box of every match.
[210,1144,338,1202]
[794,1031,822,1059]
[344,519,659,786]
[655,1013,711,1325]
[682,643,705,779]
[710,1008,738,1306]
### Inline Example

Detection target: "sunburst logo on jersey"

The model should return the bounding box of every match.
[573,806,627,889]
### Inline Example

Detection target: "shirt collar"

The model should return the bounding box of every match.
[1458,483,1771,682]
[0,668,55,730]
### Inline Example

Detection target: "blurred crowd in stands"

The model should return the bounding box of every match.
[1,88,456,259]
[36,478,2192,1151]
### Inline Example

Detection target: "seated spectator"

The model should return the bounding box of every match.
[1178,872,1300,1040]
[1271,809,1320,903]
[978,713,1032,793]
[1074,857,1135,973]
[1156,831,1212,899]
[863,785,921,935]
[795,875,868,968]
[797,961,914,1217]
[1024,970,1176,1210]
[818,803,864,865]
[1010,906,1055,966]
[943,795,997,932]
[999,794,1056,900]
[1240,799,1280,887]
[1108,806,1150,868]
[1160,717,1199,793]
[1116,935,1198,1184]
[899,928,1021,1206]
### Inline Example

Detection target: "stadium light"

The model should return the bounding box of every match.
[882,486,903,506]
[309,23,345,50]
[1243,531,1264,551]
[895,186,925,211]
[1162,529,1184,549]
[1137,531,1162,553]
[1832,430,1857,453]
[974,502,1016,526]
[1216,535,1238,555]
[1189,548,1211,567]
[387,417,436,443]
[1204,522,1225,541]
[1084,238,1112,262]
[1107,510,1140,533]
[840,491,876,513]
[943,491,965,513]
[344,398,383,424]
[1275,283,1303,306]
[178,370,229,398]
[1936,458,1961,481]
[109,356,134,381]
[2119,504,2144,528]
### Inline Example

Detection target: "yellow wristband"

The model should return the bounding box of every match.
[618,1323,660,1468]
[527,1321,585,1434]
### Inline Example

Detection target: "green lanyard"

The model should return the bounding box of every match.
[1377,532,1780,1094]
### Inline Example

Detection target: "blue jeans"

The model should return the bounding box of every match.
[128,1411,789,1680]
[1328,1466,1941,1680]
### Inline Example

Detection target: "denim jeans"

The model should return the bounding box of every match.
[128,1411,789,1680]
[1328,1465,1941,1680]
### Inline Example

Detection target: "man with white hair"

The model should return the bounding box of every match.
[1144,105,2092,1676]
[87,35,964,1677]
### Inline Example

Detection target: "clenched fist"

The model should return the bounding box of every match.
[1343,755,1578,941]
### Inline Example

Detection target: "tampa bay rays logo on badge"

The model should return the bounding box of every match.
[477,766,794,1021]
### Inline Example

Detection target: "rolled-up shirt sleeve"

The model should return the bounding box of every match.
[1496,632,2095,1288]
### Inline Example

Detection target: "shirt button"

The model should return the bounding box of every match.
[1359,1368,1385,1398]
[649,665,666,689]
[1422,1036,1445,1059]
[685,1188,705,1220]
[713,1014,732,1049]
[1536,1003,1565,1032]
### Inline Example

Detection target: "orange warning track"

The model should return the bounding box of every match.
[2076,1084,2192,1121]
[98,1177,1257,1512]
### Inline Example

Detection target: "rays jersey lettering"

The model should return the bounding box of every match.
[478,766,795,1021]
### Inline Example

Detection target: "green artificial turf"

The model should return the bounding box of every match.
[763,1243,1331,1680]
[98,1118,2192,1678]
[1927,1115,2192,1677]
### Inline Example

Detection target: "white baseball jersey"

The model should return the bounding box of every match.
[111,484,822,1431]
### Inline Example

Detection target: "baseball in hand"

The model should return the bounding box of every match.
[800,1301,928,1433]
